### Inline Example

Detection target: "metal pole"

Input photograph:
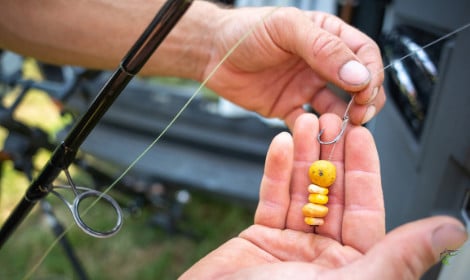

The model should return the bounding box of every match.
[0,0,193,248]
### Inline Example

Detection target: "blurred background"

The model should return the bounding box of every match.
[0,0,469,279]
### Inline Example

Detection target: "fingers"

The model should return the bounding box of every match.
[256,111,385,251]
[255,132,294,228]
[333,216,468,280]
[266,9,384,124]
[341,125,385,252]
[310,86,386,126]
[312,114,385,250]
[286,114,320,231]
[309,12,386,124]
[348,86,386,125]
[315,114,345,240]
[273,10,374,92]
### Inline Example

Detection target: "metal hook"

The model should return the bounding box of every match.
[317,97,354,145]
[50,169,123,238]
[317,116,349,145]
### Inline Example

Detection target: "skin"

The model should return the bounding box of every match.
[0,0,385,128]
[2,2,464,278]
[180,114,467,280]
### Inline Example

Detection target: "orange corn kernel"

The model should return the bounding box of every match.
[308,193,329,205]
[308,160,336,187]
[302,203,329,218]
[304,217,324,226]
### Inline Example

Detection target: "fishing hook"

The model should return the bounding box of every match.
[317,96,353,145]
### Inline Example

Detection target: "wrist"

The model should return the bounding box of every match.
[144,0,225,82]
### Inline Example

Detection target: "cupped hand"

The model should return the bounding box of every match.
[204,7,386,128]
[179,114,467,280]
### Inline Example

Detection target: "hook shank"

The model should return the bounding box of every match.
[317,97,354,145]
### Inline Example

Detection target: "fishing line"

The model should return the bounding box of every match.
[22,3,470,277]
[22,6,280,279]
[381,22,470,73]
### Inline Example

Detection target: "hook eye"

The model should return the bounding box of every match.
[72,190,123,238]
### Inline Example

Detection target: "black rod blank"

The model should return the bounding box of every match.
[0,0,193,248]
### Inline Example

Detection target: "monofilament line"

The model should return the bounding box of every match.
[325,97,354,161]
[381,22,470,73]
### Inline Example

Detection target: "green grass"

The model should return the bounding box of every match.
[0,61,255,279]
[0,188,254,279]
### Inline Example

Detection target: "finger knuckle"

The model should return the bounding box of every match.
[311,32,345,59]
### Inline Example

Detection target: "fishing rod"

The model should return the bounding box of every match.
[0,0,194,248]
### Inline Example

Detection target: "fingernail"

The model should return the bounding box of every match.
[367,87,379,104]
[339,61,370,86]
[432,223,468,258]
[361,105,376,124]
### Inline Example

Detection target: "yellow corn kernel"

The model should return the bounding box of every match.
[308,160,336,187]
[308,193,329,205]
[304,217,324,226]
[302,203,329,218]
[307,184,329,195]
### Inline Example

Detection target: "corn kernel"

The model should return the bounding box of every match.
[308,160,336,187]
[302,203,328,218]
[304,217,324,226]
[308,193,328,205]
[307,184,329,195]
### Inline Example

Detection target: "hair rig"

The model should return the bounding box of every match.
[302,97,353,226]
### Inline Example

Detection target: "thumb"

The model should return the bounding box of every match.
[336,216,468,280]
[265,9,372,91]
[265,10,385,124]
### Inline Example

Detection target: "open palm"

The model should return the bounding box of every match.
[180,113,385,279]
[180,113,466,279]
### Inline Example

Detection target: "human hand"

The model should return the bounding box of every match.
[204,7,386,128]
[179,114,467,279]
[0,1,383,129]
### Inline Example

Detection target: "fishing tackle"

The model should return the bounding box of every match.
[302,159,336,226]
[303,97,353,227]
[303,21,470,227]
[51,169,123,238]
[317,96,353,145]
[0,0,194,247]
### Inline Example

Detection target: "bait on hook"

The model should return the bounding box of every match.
[301,20,470,227]
[302,159,336,226]
[302,97,352,226]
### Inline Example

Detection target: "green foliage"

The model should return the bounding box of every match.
[0,185,253,279]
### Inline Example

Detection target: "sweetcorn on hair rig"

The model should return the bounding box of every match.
[302,97,353,227]
[301,20,470,228]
